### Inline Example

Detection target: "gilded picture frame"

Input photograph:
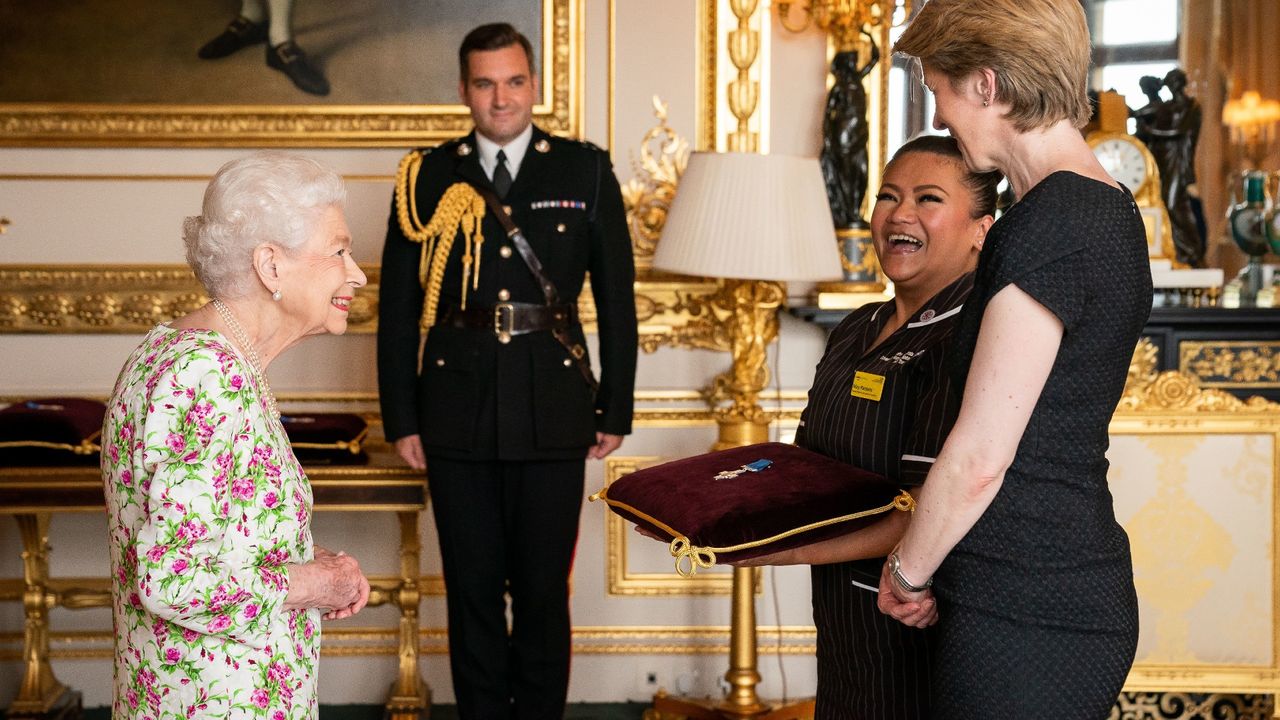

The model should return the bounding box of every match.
[0,0,582,147]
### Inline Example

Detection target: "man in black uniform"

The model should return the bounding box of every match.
[376,22,637,720]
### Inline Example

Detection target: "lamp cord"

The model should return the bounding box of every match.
[769,327,788,701]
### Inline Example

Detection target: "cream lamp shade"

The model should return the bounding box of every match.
[653,152,842,282]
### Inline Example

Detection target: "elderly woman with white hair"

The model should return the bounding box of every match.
[102,152,370,720]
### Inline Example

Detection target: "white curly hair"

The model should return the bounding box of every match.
[182,152,347,299]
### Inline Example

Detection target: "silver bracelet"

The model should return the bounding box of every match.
[888,552,932,593]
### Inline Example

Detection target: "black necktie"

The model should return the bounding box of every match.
[493,149,513,198]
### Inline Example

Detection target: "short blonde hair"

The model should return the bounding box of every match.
[895,0,1092,131]
[182,152,346,299]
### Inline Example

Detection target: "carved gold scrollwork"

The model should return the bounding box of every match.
[1121,338,1280,412]
[1128,338,1160,390]
[1180,341,1280,387]
[612,97,732,356]
[707,280,784,423]
[1118,371,1280,413]
[1111,692,1273,719]
[0,266,383,334]
[621,97,690,268]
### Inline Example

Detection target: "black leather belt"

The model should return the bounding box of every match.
[437,302,579,343]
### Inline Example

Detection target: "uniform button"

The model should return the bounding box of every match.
[557,223,566,233]
[435,358,445,367]
[499,246,513,258]
[498,289,511,301]
[563,358,572,367]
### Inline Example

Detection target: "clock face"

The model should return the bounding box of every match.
[1091,138,1148,190]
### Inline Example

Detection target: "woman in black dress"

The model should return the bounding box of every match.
[879,1,1152,718]
[737,135,998,719]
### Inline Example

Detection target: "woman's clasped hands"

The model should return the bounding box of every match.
[285,546,371,620]
[876,554,938,629]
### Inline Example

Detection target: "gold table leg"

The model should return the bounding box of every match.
[9,513,81,720]
[385,510,431,719]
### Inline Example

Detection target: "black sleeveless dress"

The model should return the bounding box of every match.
[932,172,1152,718]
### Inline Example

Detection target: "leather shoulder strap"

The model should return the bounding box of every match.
[471,183,598,394]
[472,184,562,306]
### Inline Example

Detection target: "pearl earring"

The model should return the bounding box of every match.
[272,289,282,301]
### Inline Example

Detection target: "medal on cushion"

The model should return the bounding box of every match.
[714,458,773,480]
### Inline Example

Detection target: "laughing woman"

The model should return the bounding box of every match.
[102,153,371,719]
[735,135,998,719]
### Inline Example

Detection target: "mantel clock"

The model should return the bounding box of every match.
[1086,131,1176,262]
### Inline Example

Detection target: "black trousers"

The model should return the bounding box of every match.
[427,456,585,720]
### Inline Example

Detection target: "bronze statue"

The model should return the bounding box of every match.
[821,30,879,229]
[1131,69,1204,266]
[1131,75,1164,148]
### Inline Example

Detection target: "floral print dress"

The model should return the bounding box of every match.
[102,325,320,720]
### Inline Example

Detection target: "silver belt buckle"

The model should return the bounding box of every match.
[494,302,514,344]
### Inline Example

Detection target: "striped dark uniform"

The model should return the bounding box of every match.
[794,272,972,720]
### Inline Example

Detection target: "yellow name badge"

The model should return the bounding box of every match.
[850,371,886,401]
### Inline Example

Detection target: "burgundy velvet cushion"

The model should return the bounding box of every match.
[592,442,911,575]
[0,398,106,466]
[280,413,369,466]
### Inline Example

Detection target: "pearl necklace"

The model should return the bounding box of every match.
[211,299,280,421]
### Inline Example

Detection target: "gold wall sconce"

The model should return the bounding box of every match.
[776,0,912,52]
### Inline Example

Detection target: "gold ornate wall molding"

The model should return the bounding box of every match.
[697,0,719,151]
[696,0,768,152]
[724,0,764,152]
[0,265,380,334]
[0,625,817,660]
[1108,404,1280,701]
[0,0,580,147]
[0,264,737,354]
[0,390,806,428]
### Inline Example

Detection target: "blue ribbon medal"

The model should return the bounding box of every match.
[714,458,773,481]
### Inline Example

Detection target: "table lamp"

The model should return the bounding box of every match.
[651,151,841,717]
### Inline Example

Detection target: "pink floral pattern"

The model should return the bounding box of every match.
[103,326,319,719]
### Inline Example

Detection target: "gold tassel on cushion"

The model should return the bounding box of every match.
[394,150,487,331]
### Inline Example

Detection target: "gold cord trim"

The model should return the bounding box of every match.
[0,439,100,455]
[590,488,916,577]
[393,150,486,330]
[0,429,101,455]
[288,427,370,455]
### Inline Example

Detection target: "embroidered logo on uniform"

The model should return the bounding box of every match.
[530,200,587,211]
[919,309,936,322]
[879,350,925,365]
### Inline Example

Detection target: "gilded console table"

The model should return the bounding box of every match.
[0,459,431,720]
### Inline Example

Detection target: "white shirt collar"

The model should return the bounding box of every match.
[475,124,534,182]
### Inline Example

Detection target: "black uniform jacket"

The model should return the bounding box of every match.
[377,126,638,461]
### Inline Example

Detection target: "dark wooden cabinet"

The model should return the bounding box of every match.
[790,305,1280,403]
